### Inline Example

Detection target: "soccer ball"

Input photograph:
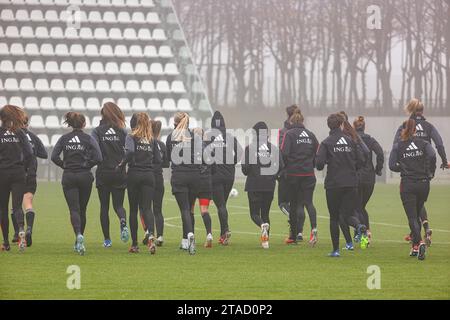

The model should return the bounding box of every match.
[229,188,239,198]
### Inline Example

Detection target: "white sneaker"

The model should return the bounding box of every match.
[180,238,188,250]
[156,236,164,247]
[204,233,213,248]
[187,232,196,255]
[261,223,270,249]
[18,230,26,252]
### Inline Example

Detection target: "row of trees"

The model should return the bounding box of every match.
[173,0,450,115]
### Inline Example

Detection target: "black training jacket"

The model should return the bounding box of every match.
[356,129,384,185]
[91,121,127,174]
[280,123,319,176]
[393,115,447,165]
[389,137,436,183]
[166,129,202,174]
[154,139,170,175]
[24,128,48,177]
[121,135,161,172]
[316,128,365,189]
[278,120,292,147]
[0,127,33,171]
[241,122,284,192]
[205,111,242,182]
[51,129,102,173]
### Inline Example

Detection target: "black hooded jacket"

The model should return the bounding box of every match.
[356,129,384,185]
[0,127,33,172]
[205,111,243,182]
[280,123,319,176]
[241,122,284,192]
[23,128,48,177]
[393,115,447,165]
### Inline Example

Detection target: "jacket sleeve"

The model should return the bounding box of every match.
[355,142,366,170]
[165,133,172,163]
[87,135,103,168]
[234,136,244,165]
[388,143,401,172]
[18,130,33,171]
[51,136,64,169]
[371,137,384,174]
[152,140,162,164]
[160,142,170,168]
[315,142,327,171]
[425,142,437,179]
[31,133,48,159]
[393,126,402,145]
[429,124,447,164]
[119,135,135,167]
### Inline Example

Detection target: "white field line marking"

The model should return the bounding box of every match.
[166,199,450,233]
[163,212,450,245]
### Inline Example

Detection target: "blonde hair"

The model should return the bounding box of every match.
[401,119,416,141]
[405,98,424,116]
[172,112,190,142]
[131,113,153,143]
[289,109,304,125]
[353,116,365,131]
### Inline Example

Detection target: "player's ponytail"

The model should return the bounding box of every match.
[172,112,191,142]
[0,105,27,133]
[353,116,365,131]
[405,98,424,117]
[101,102,125,129]
[151,120,162,139]
[131,113,153,143]
[289,109,304,125]
[401,119,416,141]
[339,111,358,142]
[64,112,86,129]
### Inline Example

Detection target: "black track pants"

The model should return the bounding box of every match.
[212,179,234,235]
[247,191,274,227]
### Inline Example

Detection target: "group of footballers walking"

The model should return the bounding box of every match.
[0,98,447,260]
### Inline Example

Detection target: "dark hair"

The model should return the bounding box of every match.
[401,119,416,141]
[151,120,162,138]
[289,109,304,125]
[353,116,365,131]
[64,112,86,129]
[23,114,29,127]
[101,102,125,129]
[327,113,344,130]
[0,105,27,133]
[286,105,299,118]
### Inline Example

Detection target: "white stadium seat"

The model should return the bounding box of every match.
[87,97,101,111]
[81,79,96,92]
[10,43,24,56]
[100,45,114,57]
[171,81,186,93]
[105,62,120,75]
[131,12,145,24]
[80,27,94,40]
[16,10,30,21]
[50,27,64,39]
[45,10,59,22]
[112,0,126,7]
[144,45,157,58]
[0,60,14,72]
[0,43,8,55]
[126,0,139,7]
[95,28,109,40]
[146,12,160,24]
[88,11,102,23]
[126,80,140,93]
[70,44,84,57]
[177,99,192,111]
[71,97,86,111]
[38,134,50,148]
[162,99,177,111]
[141,0,155,7]
[66,79,80,92]
[132,98,146,111]
[109,28,122,40]
[114,45,128,57]
[129,45,143,57]
[65,28,79,40]
[55,44,69,56]
[55,0,69,6]
[20,78,34,91]
[24,97,40,110]
[50,79,65,92]
[84,117,92,129]
[152,29,167,41]
[75,61,90,74]
[83,0,97,6]
[150,63,164,75]
[135,62,149,75]
[45,116,60,129]
[9,96,23,106]
[36,26,50,39]
[137,28,152,40]
[141,80,155,93]
[118,11,131,24]
[25,43,40,56]
[0,80,3,92]
[120,62,134,74]
[21,26,34,38]
[111,80,125,92]
[164,63,179,75]
[103,11,116,23]
[5,78,19,91]
[55,97,70,111]
[30,9,44,22]
[148,98,162,111]
[96,80,111,92]
[99,0,112,8]
[86,44,99,57]
[90,61,105,74]
[156,80,170,93]
[1,9,14,21]
[30,115,45,129]
[40,43,54,56]
[40,97,55,110]
[123,28,137,40]
[117,98,131,111]
[45,61,59,74]
[51,135,62,147]
[60,61,75,74]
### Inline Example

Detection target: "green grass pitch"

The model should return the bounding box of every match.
[0,182,449,300]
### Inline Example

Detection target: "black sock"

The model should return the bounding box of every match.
[201,212,212,234]
[120,218,126,228]
[11,213,19,235]
[26,211,35,231]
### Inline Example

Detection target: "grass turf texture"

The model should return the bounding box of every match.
[0,182,449,300]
